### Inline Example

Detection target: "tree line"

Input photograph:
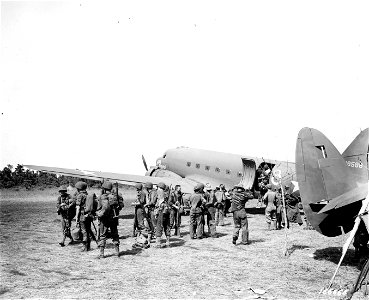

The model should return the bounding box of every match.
[0,164,101,189]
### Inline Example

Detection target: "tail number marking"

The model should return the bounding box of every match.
[346,161,363,168]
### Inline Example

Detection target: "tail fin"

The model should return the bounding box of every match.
[296,128,361,236]
[342,128,369,184]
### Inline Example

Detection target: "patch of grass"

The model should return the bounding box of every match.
[9,269,26,276]
[0,287,11,296]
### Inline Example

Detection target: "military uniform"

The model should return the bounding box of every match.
[154,183,171,247]
[214,187,226,226]
[56,186,76,246]
[143,182,157,236]
[282,193,303,228]
[204,185,217,237]
[96,181,124,258]
[132,183,151,248]
[75,181,94,251]
[169,186,183,236]
[263,186,277,230]
[189,183,205,239]
[230,185,253,245]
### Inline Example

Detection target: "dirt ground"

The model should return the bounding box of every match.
[0,188,368,299]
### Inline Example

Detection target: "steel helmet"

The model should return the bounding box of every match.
[205,183,212,191]
[135,183,143,190]
[234,184,245,191]
[75,181,87,190]
[145,182,153,189]
[58,185,67,192]
[102,181,113,190]
[157,182,166,190]
[194,183,205,192]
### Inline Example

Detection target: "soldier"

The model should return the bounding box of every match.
[230,184,253,245]
[282,189,303,228]
[143,182,157,237]
[169,185,184,237]
[214,184,226,226]
[132,183,151,248]
[96,181,124,258]
[263,184,277,230]
[75,181,93,252]
[204,184,217,238]
[189,183,206,239]
[275,188,283,230]
[154,182,171,248]
[56,185,76,246]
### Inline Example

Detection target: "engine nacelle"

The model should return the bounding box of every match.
[150,168,183,180]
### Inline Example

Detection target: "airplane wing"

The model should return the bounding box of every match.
[317,183,368,214]
[24,165,196,194]
[186,174,224,189]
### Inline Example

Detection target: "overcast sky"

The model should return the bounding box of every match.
[1,1,368,175]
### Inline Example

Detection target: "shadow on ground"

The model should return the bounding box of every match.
[119,214,135,220]
[287,244,311,255]
[314,247,364,269]
[246,207,266,215]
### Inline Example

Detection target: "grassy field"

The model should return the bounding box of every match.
[0,188,368,299]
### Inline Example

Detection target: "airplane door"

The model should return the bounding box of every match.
[239,158,256,189]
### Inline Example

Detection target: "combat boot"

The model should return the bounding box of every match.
[154,237,162,248]
[81,242,87,252]
[165,237,170,247]
[86,241,91,251]
[98,247,104,259]
[232,236,237,245]
[174,227,178,236]
[241,230,249,245]
[59,236,66,247]
[210,225,218,238]
[115,245,120,257]
[272,221,276,230]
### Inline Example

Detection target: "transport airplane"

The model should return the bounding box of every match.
[25,147,296,194]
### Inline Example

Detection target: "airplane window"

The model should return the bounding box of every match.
[205,166,210,171]
[237,172,242,177]
[187,162,191,167]
[196,163,200,169]
[215,167,220,173]
[226,169,231,175]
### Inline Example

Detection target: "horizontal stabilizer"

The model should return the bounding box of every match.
[318,183,368,214]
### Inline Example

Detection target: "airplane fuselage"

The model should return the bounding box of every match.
[147,147,296,192]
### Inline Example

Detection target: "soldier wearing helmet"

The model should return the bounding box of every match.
[96,181,124,258]
[204,184,217,238]
[143,182,157,239]
[132,182,151,249]
[189,183,206,239]
[154,182,171,248]
[263,184,277,230]
[230,184,253,245]
[74,181,93,252]
[56,185,76,247]
[214,184,226,226]
[169,184,183,237]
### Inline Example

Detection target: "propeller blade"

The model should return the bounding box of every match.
[142,155,148,171]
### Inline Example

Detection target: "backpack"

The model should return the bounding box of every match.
[96,194,112,218]
[85,193,98,216]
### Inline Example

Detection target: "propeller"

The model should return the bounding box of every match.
[142,154,148,171]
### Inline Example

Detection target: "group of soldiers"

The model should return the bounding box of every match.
[262,184,303,230]
[56,181,124,259]
[56,179,257,257]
